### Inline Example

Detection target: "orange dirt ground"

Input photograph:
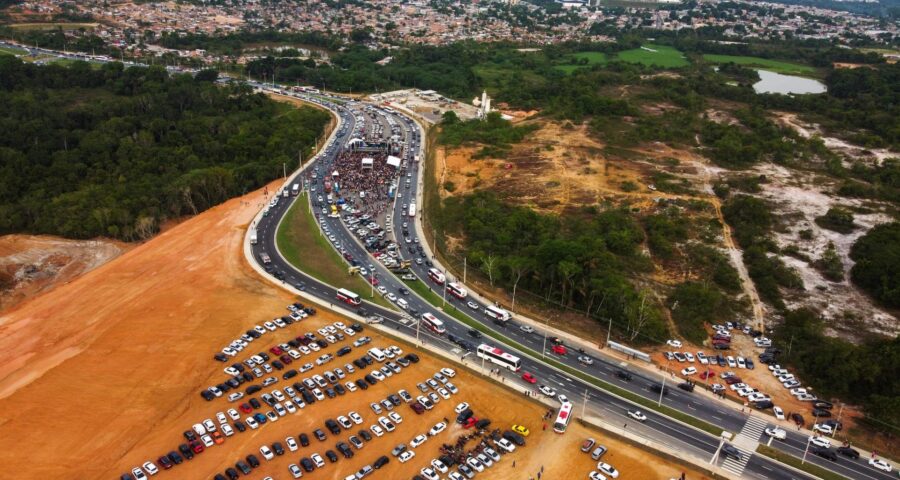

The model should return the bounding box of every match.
[0,234,129,312]
[0,181,708,479]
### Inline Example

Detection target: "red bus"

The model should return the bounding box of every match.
[336,288,361,306]
[553,401,574,434]
[420,313,446,334]
[427,268,445,285]
[446,282,468,299]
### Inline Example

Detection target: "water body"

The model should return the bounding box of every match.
[753,69,826,95]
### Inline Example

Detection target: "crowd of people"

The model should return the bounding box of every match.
[327,150,398,219]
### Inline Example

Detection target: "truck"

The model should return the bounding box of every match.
[250,231,258,245]
[408,202,416,218]
[324,180,333,193]
[291,183,300,196]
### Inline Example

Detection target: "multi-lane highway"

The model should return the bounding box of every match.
[247,86,896,480]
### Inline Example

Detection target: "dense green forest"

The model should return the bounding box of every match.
[438,190,670,345]
[0,57,330,240]
[850,222,900,308]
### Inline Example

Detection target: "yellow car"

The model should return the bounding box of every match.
[512,424,530,437]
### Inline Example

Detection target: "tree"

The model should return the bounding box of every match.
[850,222,900,308]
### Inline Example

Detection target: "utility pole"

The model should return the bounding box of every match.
[581,388,589,419]
[658,375,667,407]
[416,315,421,343]
[541,317,550,359]
[606,317,613,347]
[463,257,467,284]
[283,162,287,179]
[832,404,844,438]
[801,432,812,464]
[442,275,447,307]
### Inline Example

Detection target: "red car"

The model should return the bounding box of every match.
[551,344,567,355]
[522,372,537,384]
[211,431,225,445]
[270,346,284,355]
[190,440,205,454]
[699,370,715,380]
[239,403,253,413]
[724,376,742,385]
[280,354,293,365]
[463,417,478,429]
[368,277,379,286]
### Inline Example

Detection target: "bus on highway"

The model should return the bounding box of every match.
[259,252,271,264]
[336,288,361,306]
[446,282,468,299]
[408,202,416,218]
[484,305,511,324]
[427,268,445,285]
[420,313,446,334]
[476,344,521,372]
[552,401,574,434]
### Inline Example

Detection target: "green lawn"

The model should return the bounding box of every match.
[702,54,815,76]
[616,44,689,68]
[276,192,394,309]
[554,51,608,73]
[0,45,26,56]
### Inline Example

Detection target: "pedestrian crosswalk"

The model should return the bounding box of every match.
[721,415,767,476]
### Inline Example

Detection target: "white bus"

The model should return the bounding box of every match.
[259,252,271,264]
[408,202,417,218]
[552,401,574,434]
[336,288,361,306]
[427,268,445,285]
[484,305,511,323]
[446,282,468,299]
[420,312,446,334]
[476,344,521,372]
[291,183,300,196]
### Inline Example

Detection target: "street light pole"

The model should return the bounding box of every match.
[605,317,613,347]
[832,404,844,438]
[581,388,588,419]
[658,375,666,407]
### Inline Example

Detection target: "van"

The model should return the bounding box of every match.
[367,348,386,363]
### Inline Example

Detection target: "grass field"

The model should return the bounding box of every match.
[0,45,26,56]
[472,65,548,94]
[555,51,608,73]
[276,192,393,309]
[702,54,815,75]
[616,44,689,68]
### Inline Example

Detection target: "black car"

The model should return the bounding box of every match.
[325,450,339,463]
[214,353,228,362]
[183,430,197,441]
[356,379,369,390]
[314,428,327,441]
[337,346,352,357]
[456,409,474,424]
[353,358,367,369]
[475,418,491,429]
[246,454,260,468]
[249,397,262,409]
[213,475,226,480]
[302,390,316,404]
[502,430,526,446]
[224,468,239,480]
[226,378,241,389]
[812,446,838,461]
[615,370,632,381]
[167,451,183,465]
[406,353,420,363]
[178,443,194,460]
[388,394,402,406]
[241,372,254,382]
[837,446,859,459]
[364,374,378,385]
[359,429,373,441]
[284,369,298,380]
[299,433,310,446]
[200,390,215,401]
[814,401,834,410]
[350,323,363,332]
[361,355,374,365]
[467,329,482,338]
[812,409,832,417]
[325,387,337,398]
[325,419,341,435]
[300,457,316,472]
[259,352,270,361]
[272,360,284,370]
[754,400,774,410]
[677,382,694,392]
[233,420,246,432]
[246,385,262,395]
[373,455,390,469]
[823,419,843,431]
[316,339,328,348]
[272,442,285,455]
[721,444,742,461]
[236,460,252,475]
[650,384,668,395]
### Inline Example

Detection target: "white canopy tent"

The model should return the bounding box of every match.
[386,156,401,168]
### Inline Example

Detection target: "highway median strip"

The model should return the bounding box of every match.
[757,445,846,480]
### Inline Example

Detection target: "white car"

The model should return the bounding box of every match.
[627,410,647,422]
[378,416,396,432]
[558,394,570,404]
[371,425,385,437]
[681,367,697,376]
[589,472,607,480]
[286,437,299,451]
[429,422,447,436]
[496,437,516,453]
[666,339,682,348]
[455,402,470,414]
[227,409,240,421]
[398,450,416,463]
[683,352,695,363]
[697,352,709,364]
[539,385,557,396]
[869,459,892,472]
[386,293,397,302]
[246,417,259,429]
[437,388,451,400]
[765,427,786,440]
[808,436,831,449]
[131,468,147,480]
[420,467,440,480]
[773,406,785,420]
[813,424,834,435]
[141,462,158,476]
[597,462,619,479]
[349,411,364,424]
[410,434,428,448]
[311,453,325,468]
[221,423,234,436]
[202,419,216,432]
[192,423,207,436]
[260,445,275,460]
[520,325,535,333]
[389,411,403,424]
[432,458,449,473]
[288,464,303,478]
[726,356,737,367]
[441,367,457,378]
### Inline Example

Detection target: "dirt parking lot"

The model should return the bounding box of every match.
[0,181,710,480]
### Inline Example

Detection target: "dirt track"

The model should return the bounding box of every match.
[0,182,708,479]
